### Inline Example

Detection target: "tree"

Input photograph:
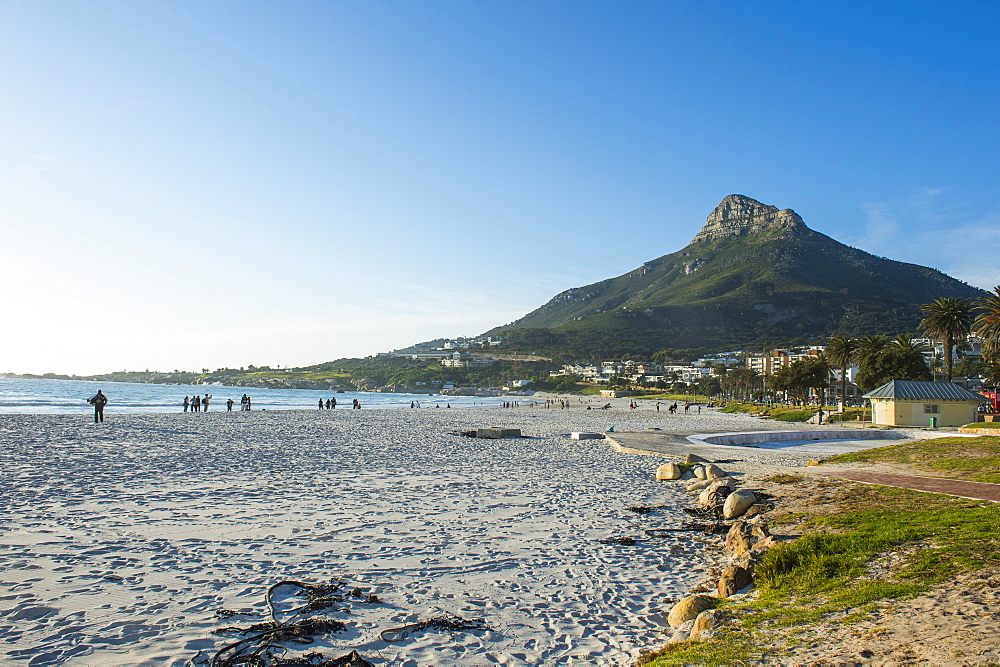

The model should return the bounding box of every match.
[770,358,829,406]
[697,375,722,397]
[854,346,932,393]
[856,335,889,367]
[920,297,974,382]
[826,336,858,411]
[973,286,1000,364]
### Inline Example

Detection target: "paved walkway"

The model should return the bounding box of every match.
[810,468,1000,502]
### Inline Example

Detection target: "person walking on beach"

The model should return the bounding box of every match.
[193,395,201,412]
[319,399,324,410]
[203,395,211,412]
[240,394,248,410]
[227,398,234,411]
[88,390,108,423]
[183,396,190,412]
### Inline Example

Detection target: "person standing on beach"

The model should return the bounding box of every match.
[203,395,211,412]
[246,395,252,410]
[240,394,248,410]
[319,399,324,410]
[193,395,201,412]
[227,398,234,411]
[183,396,190,412]
[88,390,108,423]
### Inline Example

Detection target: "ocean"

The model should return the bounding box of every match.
[0,376,500,414]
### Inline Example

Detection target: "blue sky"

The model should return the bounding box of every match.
[1,0,997,374]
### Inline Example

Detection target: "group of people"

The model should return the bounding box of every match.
[182,395,213,412]
[181,394,251,412]
[318,397,338,409]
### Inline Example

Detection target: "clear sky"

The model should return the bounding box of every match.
[1,0,997,375]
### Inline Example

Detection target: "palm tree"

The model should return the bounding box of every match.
[856,335,889,366]
[826,336,857,412]
[973,286,1000,364]
[920,297,975,382]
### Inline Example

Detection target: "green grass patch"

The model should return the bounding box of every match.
[772,409,814,422]
[638,483,1000,666]
[824,436,1000,483]
[962,422,1000,430]
[763,473,804,484]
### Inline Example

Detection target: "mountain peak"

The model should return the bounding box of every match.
[692,194,806,243]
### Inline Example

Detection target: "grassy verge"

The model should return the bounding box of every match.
[639,481,1000,665]
[719,402,838,422]
[962,422,1000,430]
[824,436,1000,483]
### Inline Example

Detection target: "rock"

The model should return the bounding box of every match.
[722,490,757,520]
[685,454,709,464]
[667,595,717,628]
[717,565,753,597]
[475,428,521,439]
[704,464,725,479]
[698,482,732,508]
[693,465,708,480]
[749,535,779,555]
[655,463,682,481]
[667,618,695,643]
[751,523,770,541]
[571,432,604,440]
[724,521,753,556]
[686,479,713,492]
[689,609,719,640]
[807,460,821,466]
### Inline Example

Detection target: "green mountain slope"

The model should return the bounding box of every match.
[490,195,985,357]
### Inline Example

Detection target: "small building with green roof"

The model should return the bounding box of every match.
[863,380,984,427]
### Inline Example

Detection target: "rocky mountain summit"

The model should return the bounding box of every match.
[692,194,806,243]
[489,195,985,357]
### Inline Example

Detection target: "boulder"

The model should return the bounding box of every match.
[667,594,717,628]
[693,465,708,480]
[724,522,753,557]
[476,428,521,439]
[717,565,753,597]
[655,462,682,481]
[704,464,726,479]
[685,454,709,464]
[722,490,757,520]
[667,618,695,643]
[749,535,779,555]
[689,609,719,640]
[686,479,713,492]
[698,483,732,508]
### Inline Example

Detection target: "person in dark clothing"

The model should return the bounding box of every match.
[183,396,190,412]
[227,398,234,411]
[319,399,324,410]
[88,390,108,423]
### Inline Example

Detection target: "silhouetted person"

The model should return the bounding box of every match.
[227,398,234,411]
[88,390,108,423]
[183,396,190,412]
[319,399,324,410]
[203,394,211,412]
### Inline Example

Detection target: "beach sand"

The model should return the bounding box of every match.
[1,404,796,665]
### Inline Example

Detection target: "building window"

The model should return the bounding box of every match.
[923,404,940,414]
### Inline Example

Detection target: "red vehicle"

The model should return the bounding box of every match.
[981,388,999,414]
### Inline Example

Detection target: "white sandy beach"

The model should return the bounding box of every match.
[0,404,909,665]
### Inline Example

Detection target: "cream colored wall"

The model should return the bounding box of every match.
[871,399,977,427]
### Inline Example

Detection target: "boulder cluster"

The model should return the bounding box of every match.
[655,455,784,644]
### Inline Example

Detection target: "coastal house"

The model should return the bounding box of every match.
[863,380,984,427]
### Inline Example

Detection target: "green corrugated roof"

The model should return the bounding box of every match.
[863,380,984,401]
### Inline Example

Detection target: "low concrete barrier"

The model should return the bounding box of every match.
[687,430,902,447]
